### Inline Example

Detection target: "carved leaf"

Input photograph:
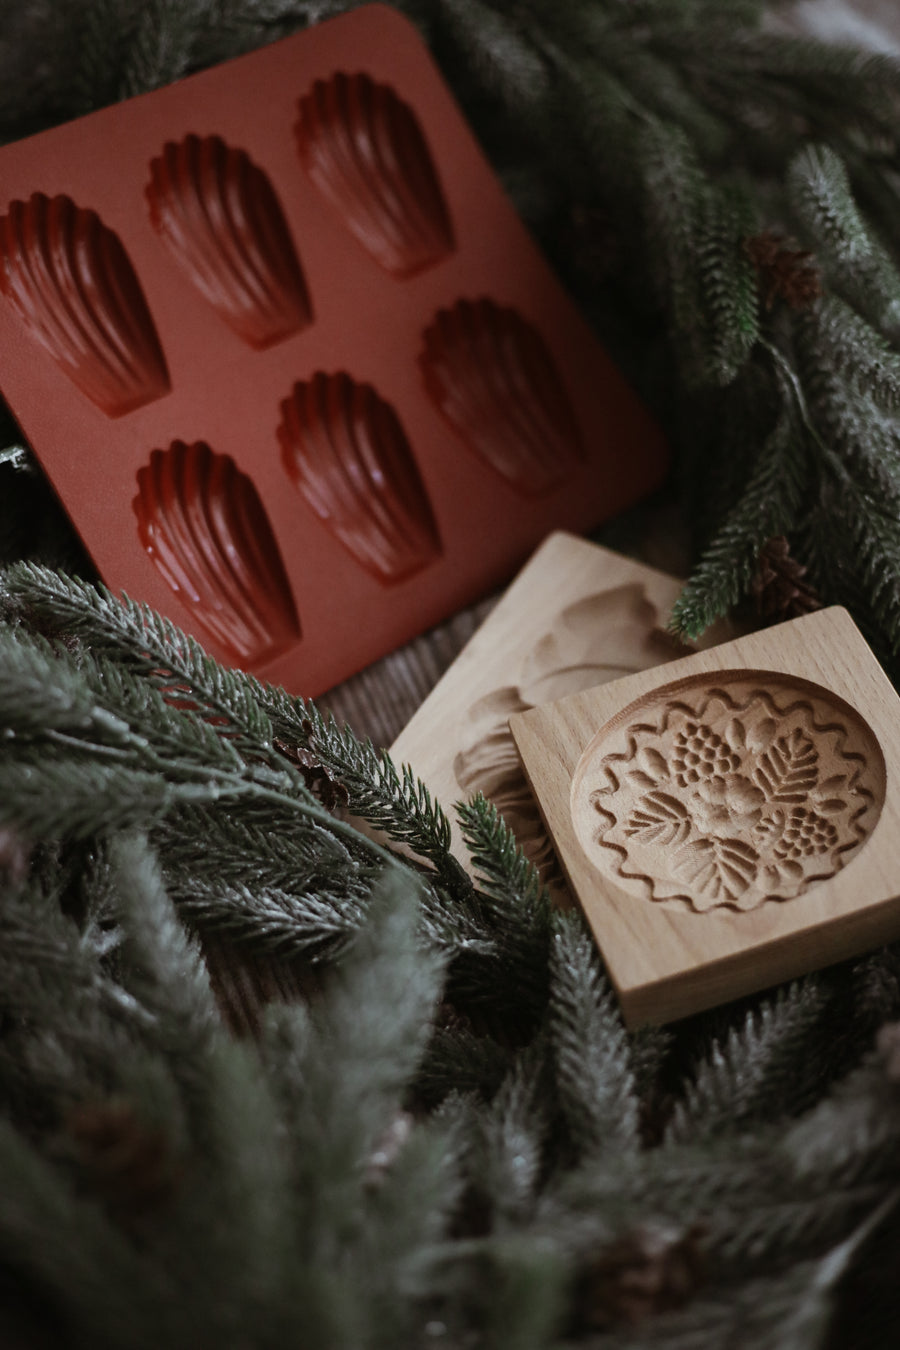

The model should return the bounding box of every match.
[673,837,758,904]
[753,728,818,803]
[745,716,777,752]
[764,857,804,888]
[624,791,691,846]
[636,746,669,781]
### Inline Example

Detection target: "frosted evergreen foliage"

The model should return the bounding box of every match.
[4,1,900,1345]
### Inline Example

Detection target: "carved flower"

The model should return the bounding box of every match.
[688,773,765,839]
[574,679,882,913]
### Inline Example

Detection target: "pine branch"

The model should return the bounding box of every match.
[788,143,900,341]
[454,794,552,1014]
[636,118,759,388]
[802,293,900,413]
[670,362,807,638]
[473,1039,550,1226]
[548,912,639,1160]
[665,980,832,1145]
[258,687,465,887]
[2,565,285,773]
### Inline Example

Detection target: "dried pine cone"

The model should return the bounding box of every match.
[68,1099,177,1222]
[749,536,821,623]
[573,1221,706,1330]
[744,230,822,310]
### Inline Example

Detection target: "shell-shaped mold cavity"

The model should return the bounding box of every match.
[134,440,300,665]
[147,135,312,349]
[454,585,681,890]
[296,71,454,277]
[419,298,584,497]
[0,193,169,416]
[278,371,441,582]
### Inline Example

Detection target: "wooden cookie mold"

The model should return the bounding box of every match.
[391,532,728,891]
[0,5,667,696]
[510,607,900,1026]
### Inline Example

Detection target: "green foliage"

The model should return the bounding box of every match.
[548,914,639,1159]
[5,2,900,1346]
[670,363,807,638]
[665,980,833,1144]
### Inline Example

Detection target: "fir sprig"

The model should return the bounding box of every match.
[6,3,900,1345]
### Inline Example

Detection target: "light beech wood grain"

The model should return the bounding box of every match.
[510,607,900,1027]
[390,531,715,888]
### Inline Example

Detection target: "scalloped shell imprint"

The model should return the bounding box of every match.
[454,584,682,888]
[133,440,300,665]
[571,674,885,913]
[0,193,170,416]
[147,135,312,348]
[296,71,454,276]
[278,371,442,583]
[419,299,585,497]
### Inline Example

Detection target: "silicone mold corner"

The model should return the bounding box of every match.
[134,439,301,665]
[0,193,170,416]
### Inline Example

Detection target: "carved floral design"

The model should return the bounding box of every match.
[574,678,884,912]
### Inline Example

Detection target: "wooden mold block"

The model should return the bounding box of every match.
[391,530,729,891]
[509,607,900,1027]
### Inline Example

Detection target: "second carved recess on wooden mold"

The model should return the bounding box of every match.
[278,371,442,583]
[296,71,455,277]
[134,439,300,666]
[419,299,585,497]
[0,192,170,416]
[455,584,682,886]
[572,673,885,913]
[147,134,312,348]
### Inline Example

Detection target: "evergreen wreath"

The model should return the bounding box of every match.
[3,2,900,1346]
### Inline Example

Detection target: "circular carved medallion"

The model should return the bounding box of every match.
[570,672,886,912]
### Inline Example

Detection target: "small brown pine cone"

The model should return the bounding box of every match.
[743,230,822,311]
[68,1099,177,1222]
[749,536,821,623]
[573,1221,706,1330]
[272,732,350,810]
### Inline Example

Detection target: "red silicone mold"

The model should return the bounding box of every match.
[0,4,668,696]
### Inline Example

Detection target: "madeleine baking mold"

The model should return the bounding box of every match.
[134,439,301,663]
[0,5,668,696]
